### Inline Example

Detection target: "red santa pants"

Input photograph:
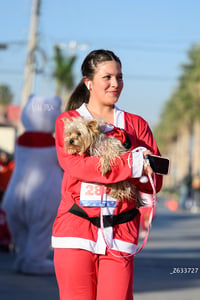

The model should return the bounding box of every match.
[54,248,134,300]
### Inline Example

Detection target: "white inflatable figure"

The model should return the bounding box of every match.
[3,95,63,275]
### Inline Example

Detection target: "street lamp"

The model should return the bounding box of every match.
[55,40,90,56]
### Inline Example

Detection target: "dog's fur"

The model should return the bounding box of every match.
[62,116,138,201]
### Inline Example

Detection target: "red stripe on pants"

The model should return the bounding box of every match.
[54,248,134,300]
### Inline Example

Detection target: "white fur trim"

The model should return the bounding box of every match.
[114,106,125,128]
[51,236,137,254]
[112,239,137,253]
[131,147,147,178]
[131,151,144,178]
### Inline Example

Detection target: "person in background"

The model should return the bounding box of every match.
[0,150,14,252]
[0,150,15,199]
[52,49,163,300]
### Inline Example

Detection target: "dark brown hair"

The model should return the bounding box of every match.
[66,49,122,111]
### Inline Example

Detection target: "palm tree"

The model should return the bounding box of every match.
[154,44,200,194]
[178,45,200,196]
[52,45,77,108]
[0,84,13,106]
[155,44,200,148]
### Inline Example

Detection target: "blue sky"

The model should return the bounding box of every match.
[0,0,200,127]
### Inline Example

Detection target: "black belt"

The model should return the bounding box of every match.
[68,204,139,228]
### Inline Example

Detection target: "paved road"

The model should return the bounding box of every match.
[134,200,200,299]
[0,199,200,300]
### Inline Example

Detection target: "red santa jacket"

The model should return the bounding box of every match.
[52,104,162,255]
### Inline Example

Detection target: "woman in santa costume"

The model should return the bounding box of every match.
[52,50,163,299]
[3,95,63,275]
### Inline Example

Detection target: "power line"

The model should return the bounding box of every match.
[0,41,27,49]
[0,67,177,82]
[124,74,177,81]
[0,69,23,74]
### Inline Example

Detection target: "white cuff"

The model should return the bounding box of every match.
[131,147,147,178]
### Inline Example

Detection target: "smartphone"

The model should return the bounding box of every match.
[145,154,170,175]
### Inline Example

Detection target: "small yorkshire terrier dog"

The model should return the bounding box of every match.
[62,116,138,201]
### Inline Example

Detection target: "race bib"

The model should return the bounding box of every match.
[80,182,117,207]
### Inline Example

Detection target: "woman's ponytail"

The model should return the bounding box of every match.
[65,79,90,111]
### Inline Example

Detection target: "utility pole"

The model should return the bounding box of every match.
[20,0,41,110]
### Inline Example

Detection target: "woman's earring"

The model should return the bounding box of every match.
[87,82,91,90]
